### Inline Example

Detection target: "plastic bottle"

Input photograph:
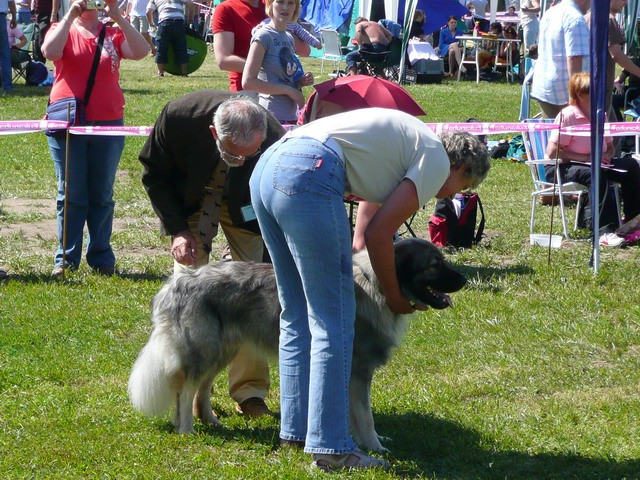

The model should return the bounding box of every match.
[473,21,480,37]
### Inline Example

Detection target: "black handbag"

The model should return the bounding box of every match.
[45,25,106,137]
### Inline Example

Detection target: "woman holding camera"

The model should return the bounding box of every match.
[42,0,149,276]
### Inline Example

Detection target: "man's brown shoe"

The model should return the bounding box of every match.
[235,397,279,418]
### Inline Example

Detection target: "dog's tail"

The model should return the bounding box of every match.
[128,315,184,416]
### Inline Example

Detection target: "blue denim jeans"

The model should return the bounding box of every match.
[250,136,357,455]
[0,13,13,92]
[47,120,125,269]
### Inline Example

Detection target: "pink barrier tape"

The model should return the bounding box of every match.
[4,120,640,138]
[0,120,68,135]
[425,122,559,135]
[425,122,640,137]
[69,126,153,136]
[563,122,640,137]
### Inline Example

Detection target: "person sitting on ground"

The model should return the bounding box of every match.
[439,15,464,77]
[345,16,393,76]
[545,72,640,247]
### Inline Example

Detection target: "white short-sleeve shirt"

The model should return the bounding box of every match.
[289,108,450,207]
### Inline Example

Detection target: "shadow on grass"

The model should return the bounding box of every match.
[376,412,639,479]
[1,271,168,283]
[11,86,51,98]
[163,411,640,478]
[455,264,535,293]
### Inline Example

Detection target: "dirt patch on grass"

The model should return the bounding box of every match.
[1,198,151,239]
[0,198,164,261]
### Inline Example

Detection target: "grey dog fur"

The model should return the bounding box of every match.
[128,238,466,453]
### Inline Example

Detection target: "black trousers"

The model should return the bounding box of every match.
[546,156,640,230]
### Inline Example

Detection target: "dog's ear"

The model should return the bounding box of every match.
[394,238,466,294]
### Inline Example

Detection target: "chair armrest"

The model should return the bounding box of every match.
[525,159,563,165]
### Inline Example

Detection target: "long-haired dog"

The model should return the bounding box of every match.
[128,238,466,452]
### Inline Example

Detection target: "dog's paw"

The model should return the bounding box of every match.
[201,409,223,427]
[377,435,392,444]
[176,425,195,434]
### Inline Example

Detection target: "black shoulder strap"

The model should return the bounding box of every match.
[84,24,107,107]
[474,195,485,245]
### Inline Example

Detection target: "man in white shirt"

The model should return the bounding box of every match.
[128,0,154,54]
[531,0,591,118]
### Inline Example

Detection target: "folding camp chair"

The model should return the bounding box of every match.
[359,37,403,81]
[11,22,35,83]
[320,29,347,76]
[522,118,621,240]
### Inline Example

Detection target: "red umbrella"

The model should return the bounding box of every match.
[312,75,426,117]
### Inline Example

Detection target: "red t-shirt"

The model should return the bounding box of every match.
[211,0,266,91]
[48,23,126,121]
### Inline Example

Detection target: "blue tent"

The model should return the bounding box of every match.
[301,0,356,32]
[397,0,470,36]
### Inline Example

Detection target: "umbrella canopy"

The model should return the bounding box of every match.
[312,75,426,116]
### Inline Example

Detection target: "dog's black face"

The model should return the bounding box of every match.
[394,238,467,309]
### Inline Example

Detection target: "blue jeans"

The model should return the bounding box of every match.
[250,136,357,455]
[47,120,125,269]
[0,13,13,92]
[345,42,387,71]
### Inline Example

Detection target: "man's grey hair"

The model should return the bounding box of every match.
[213,97,268,147]
[440,131,491,188]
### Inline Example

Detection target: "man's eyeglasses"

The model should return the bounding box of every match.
[216,139,261,167]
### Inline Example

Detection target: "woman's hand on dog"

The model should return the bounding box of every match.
[386,293,429,314]
[171,230,197,266]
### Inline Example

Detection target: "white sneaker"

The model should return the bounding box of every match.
[599,231,626,247]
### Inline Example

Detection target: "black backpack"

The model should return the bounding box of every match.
[428,192,485,248]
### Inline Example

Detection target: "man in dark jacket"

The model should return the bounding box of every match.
[139,90,285,418]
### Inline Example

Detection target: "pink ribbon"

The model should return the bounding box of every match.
[4,120,640,138]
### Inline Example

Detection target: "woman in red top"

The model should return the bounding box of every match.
[42,0,149,276]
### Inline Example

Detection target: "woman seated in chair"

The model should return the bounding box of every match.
[439,16,464,77]
[546,72,640,246]
[498,24,520,69]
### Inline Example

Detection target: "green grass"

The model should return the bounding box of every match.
[1,54,639,479]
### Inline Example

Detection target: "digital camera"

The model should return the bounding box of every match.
[86,0,105,9]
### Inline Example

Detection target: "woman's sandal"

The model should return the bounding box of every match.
[313,448,389,472]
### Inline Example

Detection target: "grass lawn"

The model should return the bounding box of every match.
[1,52,639,479]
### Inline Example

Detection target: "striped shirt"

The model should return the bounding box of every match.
[531,0,590,106]
[147,0,189,23]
